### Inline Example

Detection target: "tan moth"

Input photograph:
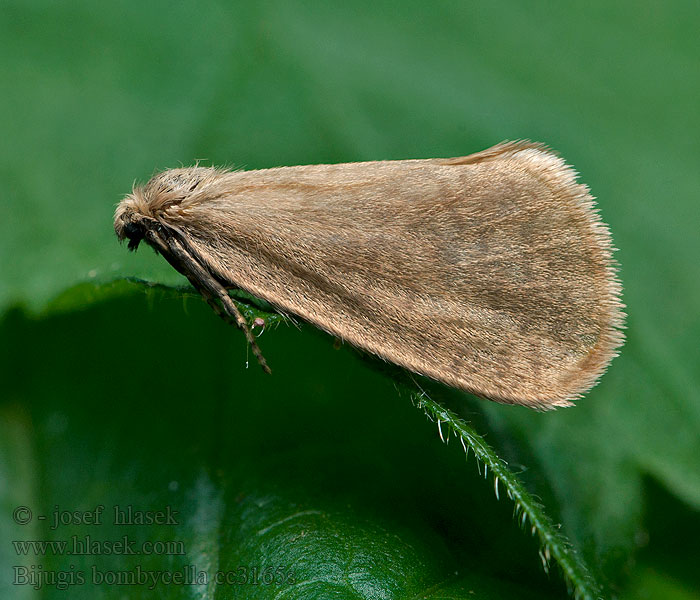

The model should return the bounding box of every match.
[114,141,624,409]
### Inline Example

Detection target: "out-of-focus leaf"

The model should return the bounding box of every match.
[1,0,699,597]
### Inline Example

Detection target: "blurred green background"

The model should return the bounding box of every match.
[1,1,699,599]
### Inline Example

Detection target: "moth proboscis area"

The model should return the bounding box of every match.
[114,141,625,410]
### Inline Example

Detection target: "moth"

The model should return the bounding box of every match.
[114,141,624,409]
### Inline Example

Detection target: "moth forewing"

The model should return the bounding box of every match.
[115,141,624,409]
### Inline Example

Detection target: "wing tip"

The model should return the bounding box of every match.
[443,140,626,409]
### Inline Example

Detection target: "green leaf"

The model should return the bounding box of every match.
[2,0,699,597]
[415,393,602,599]
[1,288,567,599]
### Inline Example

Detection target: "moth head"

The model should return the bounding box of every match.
[115,167,220,249]
[114,187,159,252]
[114,209,149,251]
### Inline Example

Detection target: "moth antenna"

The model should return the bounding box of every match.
[149,229,272,374]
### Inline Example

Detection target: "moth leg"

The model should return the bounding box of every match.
[205,287,272,375]
[145,229,272,374]
[197,285,272,374]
